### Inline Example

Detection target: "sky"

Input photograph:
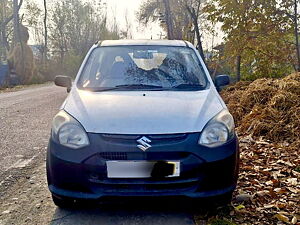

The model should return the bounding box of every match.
[105,0,163,39]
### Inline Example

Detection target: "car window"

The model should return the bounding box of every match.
[78,46,208,91]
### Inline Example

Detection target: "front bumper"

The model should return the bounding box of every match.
[47,133,239,199]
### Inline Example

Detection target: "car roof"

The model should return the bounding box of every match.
[98,40,194,48]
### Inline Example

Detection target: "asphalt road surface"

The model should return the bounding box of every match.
[0,85,197,225]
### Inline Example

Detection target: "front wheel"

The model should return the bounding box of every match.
[210,191,233,207]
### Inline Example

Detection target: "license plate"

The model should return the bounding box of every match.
[106,161,180,178]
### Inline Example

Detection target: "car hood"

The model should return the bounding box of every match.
[63,88,224,134]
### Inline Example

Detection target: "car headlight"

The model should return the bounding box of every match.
[199,109,235,147]
[51,110,89,149]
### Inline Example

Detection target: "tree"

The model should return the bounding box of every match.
[0,0,12,59]
[49,0,120,76]
[0,0,23,59]
[204,0,296,80]
[122,9,133,39]
[185,0,206,63]
[24,1,43,43]
[279,0,300,71]
[43,0,48,63]
[12,0,25,75]
[294,0,300,72]
[162,0,174,39]
[138,0,206,61]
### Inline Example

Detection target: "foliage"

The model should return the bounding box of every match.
[203,0,299,80]
[139,0,299,80]
[23,1,44,45]
[1,0,121,83]
[63,51,83,78]
[46,0,120,78]
[0,0,14,59]
[138,0,207,63]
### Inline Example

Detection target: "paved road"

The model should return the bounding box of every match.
[0,85,66,174]
[0,85,197,225]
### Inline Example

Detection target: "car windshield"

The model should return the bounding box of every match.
[77,46,208,91]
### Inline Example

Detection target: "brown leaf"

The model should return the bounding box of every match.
[291,216,297,224]
[276,203,286,209]
[275,213,289,223]
[286,178,298,186]
[286,187,299,194]
[256,190,269,197]
[264,204,275,209]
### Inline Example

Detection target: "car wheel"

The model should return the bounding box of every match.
[52,195,76,208]
[219,192,233,204]
[192,191,233,211]
[211,191,233,206]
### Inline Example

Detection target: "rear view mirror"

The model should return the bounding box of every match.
[54,75,72,91]
[215,75,230,90]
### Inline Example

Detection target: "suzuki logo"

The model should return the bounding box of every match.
[137,136,152,151]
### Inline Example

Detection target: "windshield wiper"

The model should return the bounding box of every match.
[171,84,206,90]
[84,84,164,92]
[84,84,204,92]
[115,84,164,89]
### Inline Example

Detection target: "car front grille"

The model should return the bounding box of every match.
[100,133,188,144]
[89,177,199,193]
[99,152,128,160]
[101,133,187,139]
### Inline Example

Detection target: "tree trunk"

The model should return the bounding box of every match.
[0,0,22,54]
[13,0,25,77]
[163,0,174,40]
[186,5,206,64]
[0,25,10,58]
[236,55,241,81]
[294,0,300,72]
[13,0,19,46]
[3,28,9,51]
[43,0,48,63]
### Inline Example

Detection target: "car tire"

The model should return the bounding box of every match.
[52,195,76,208]
[211,191,233,207]
[192,191,233,211]
[219,192,233,203]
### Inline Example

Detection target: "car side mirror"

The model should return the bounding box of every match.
[215,75,230,91]
[54,75,72,92]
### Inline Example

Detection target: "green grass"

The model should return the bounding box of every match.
[209,218,237,225]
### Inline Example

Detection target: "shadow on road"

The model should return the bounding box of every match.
[49,197,208,225]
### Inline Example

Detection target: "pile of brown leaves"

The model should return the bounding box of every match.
[221,72,300,149]
[213,73,300,224]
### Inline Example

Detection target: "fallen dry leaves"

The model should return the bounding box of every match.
[196,136,300,225]
[229,136,300,224]
[208,73,300,224]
